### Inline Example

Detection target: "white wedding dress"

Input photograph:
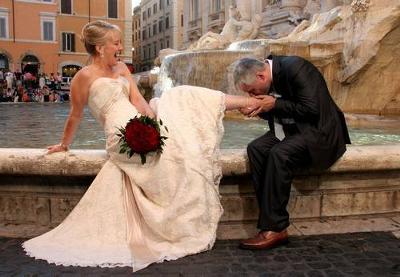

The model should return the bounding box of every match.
[23,77,226,271]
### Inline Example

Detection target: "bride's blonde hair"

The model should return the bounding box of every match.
[80,20,121,56]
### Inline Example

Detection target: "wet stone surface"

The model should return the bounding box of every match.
[1,232,399,276]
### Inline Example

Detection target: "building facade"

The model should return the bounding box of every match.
[184,0,228,46]
[132,5,141,72]
[182,0,348,46]
[139,0,184,71]
[0,0,132,77]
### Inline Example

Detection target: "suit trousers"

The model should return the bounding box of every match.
[247,129,312,232]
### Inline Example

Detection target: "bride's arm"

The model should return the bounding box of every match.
[47,72,89,154]
[120,63,155,118]
[224,94,261,113]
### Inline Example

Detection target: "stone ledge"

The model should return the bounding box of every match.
[1,145,400,177]
[1,145,400,239]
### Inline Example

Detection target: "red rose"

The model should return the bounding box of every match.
[125,119,160,153]
[117,115,168,164]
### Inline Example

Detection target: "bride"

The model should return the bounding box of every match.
[23,20,261,272]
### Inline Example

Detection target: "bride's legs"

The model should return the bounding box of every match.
[224,94,255,111]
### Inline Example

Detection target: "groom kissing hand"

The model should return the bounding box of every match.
[232,56,351,250]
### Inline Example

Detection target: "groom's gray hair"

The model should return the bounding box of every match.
[231,58,267,89]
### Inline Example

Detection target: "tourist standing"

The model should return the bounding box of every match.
[39,74,46,90]
[43,86,50,102]
[5,72,13,89]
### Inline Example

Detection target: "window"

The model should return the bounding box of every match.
[62,32,75,52]
[159,0,163,10]
[61,0,72,14]
[165,16,169,29]
[153,42,157,57]
[42,19,54,41]
[108,0,118,19]
[190,0,199,20]
[148,26,151,37]
[153,23,157,36]
[0,14,8,39]
[166,39,169,48]
[153,3,157,14]
[181,14,183,27]
[42,0,53,2]
[147,8,151,18]
[142,30,146,40]
[211,0,221,13]
[142,11,146,20]
[158,20,163,33]
[160,40,164,50]
[0,18,6,38]
[167,0,170,6]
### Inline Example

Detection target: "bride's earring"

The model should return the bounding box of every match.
[100,52,104,58]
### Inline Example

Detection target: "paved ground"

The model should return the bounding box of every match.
[1,232,400,276]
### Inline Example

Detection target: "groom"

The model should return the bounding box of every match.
[232,56,351,250]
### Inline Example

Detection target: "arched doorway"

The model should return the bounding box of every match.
[62,64,81,77]
[0,54,9,71]
[21,55,40,76]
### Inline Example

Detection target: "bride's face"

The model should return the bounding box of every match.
[101,31,123,66]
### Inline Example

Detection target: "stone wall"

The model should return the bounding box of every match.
[1,146,400,239]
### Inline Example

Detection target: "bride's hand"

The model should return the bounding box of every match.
[147,109,156,119]
[47,143,68,154]
[239,97,262,117]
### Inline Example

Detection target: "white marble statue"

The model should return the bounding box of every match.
[190,5,262,50]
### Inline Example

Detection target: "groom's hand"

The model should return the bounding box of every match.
[248,95,276,117]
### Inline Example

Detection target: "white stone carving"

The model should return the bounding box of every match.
[189,5,262,50]
[351,0,371,13]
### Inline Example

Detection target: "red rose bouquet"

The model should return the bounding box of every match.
[117,115,168,164]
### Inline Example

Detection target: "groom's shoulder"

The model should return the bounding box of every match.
[276,55,306,66]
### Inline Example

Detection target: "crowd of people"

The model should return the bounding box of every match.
[0,70,70,103]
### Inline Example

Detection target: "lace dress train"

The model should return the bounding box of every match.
[23,79,226,272]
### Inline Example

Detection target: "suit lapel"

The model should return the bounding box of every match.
[268,55,283,95]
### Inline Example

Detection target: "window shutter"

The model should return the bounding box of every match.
[71,33,75,52]
[62,33,66,51]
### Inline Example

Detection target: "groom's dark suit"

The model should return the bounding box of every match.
[247,55,351,232]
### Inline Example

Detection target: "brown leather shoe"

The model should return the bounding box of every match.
[239,229,288,250]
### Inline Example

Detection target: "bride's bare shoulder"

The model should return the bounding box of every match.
[73,66,92,81]
[71,66,94,88]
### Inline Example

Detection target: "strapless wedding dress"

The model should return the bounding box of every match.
[23,77,226,271]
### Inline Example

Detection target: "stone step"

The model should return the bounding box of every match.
[0,146,399,239]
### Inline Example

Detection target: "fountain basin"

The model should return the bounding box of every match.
[1,145,399,239]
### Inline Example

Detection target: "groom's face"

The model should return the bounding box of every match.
[240,69,271,97]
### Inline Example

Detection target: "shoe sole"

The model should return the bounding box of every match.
[239,239,289,250]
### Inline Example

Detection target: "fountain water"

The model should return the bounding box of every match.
[154,50,254,97]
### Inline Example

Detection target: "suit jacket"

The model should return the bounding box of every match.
[260,55,351,170]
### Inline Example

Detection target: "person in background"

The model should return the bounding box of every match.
[39,74,46,90]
